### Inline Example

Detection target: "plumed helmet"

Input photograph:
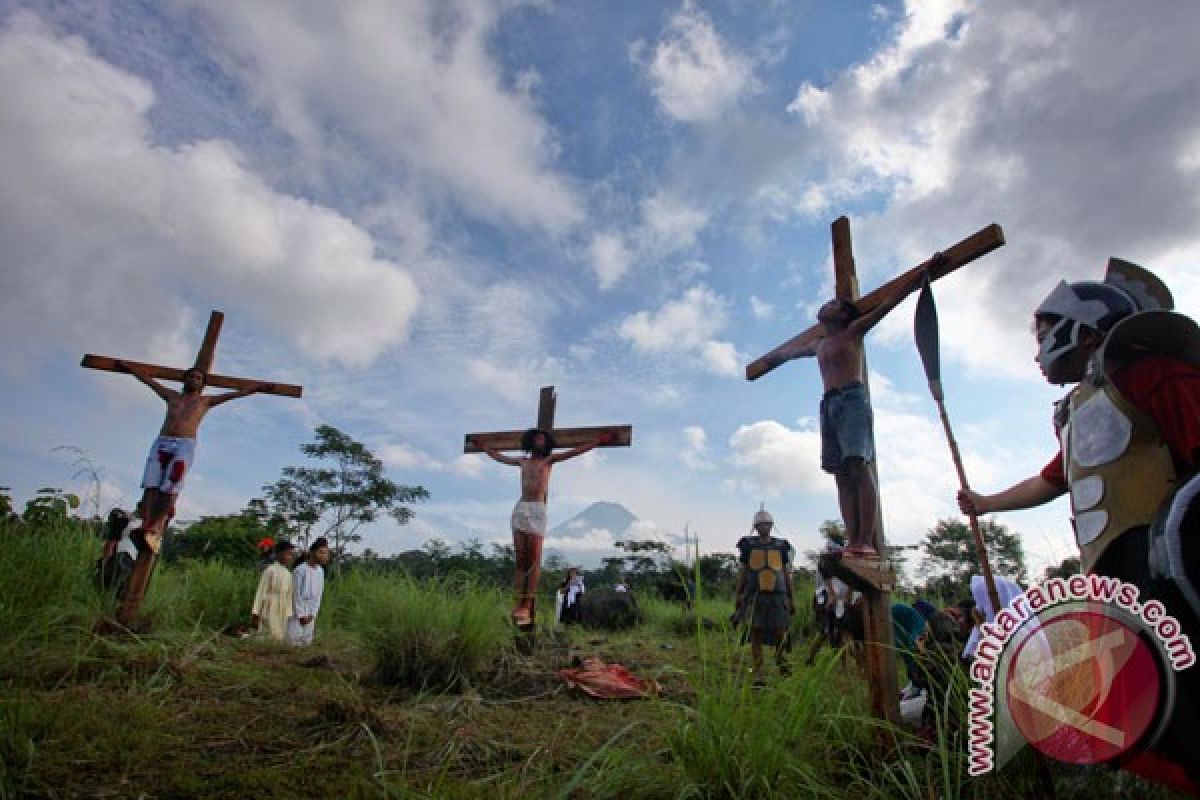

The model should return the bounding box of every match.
[1034,280,1138,372]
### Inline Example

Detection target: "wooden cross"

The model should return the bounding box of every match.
[462,386,632,453]
[746,216,1005,726]
[81,310,303,398]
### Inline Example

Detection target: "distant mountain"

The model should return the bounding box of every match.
[549,501,637,540]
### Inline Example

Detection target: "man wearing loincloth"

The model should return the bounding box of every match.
[474,428,611,628]
[117,362,273,627]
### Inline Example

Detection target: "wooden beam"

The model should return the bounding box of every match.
[80,355,303,398]
[537,386,557,432]
[192,311,224,374]
[463,425,632,453]
[832,216,858,300]
[745,223,1005,380]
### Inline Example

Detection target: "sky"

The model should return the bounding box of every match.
[3,0,1200,578]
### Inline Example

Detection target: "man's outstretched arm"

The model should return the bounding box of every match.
[119,360,174,402]
[549,432,615,464]
[848,265,932,337]
[470,438,521,466]
[207,383,271,408]
[958,475,1065,516]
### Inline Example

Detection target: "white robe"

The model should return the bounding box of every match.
[251,562,294,641]
[287,562,325,646]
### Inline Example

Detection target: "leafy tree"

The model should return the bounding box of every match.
[260,425,429,574]
[918,517,1027,601]
[0,486,13,522]
[1043,555,1081,581]
[22,487,80,526]
[168,510,268,567]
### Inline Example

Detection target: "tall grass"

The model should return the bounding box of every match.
[667,647,871,799]
[143,559,258,631]
[329,571,514,692]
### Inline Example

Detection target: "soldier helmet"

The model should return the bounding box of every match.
[1033,280,1137,372]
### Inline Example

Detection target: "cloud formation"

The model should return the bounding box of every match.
[0,13,418,371]
[618,285,741,376]
[637,1,756,124]
[184,0,582,234]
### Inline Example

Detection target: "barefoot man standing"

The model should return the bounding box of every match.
[117,361,274,625]
[473,428,612,628]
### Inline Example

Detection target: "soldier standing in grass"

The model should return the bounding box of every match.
[734,508,795,683]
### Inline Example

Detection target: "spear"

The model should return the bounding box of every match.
[913,272,1002,615]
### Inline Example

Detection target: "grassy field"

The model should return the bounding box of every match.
[0,526,1189,799]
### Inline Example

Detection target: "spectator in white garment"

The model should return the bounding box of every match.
[287,538,330,646]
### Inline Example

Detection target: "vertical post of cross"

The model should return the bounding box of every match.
[192,311,225,374]
[537,386,557,432]
[831,217,900,726]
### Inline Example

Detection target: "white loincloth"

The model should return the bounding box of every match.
[141,436,196,495]
[510,501,547,535]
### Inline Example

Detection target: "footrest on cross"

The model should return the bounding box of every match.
[819,552,896,593]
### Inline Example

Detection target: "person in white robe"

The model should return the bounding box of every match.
[251,540,296,641]
[287,538,331,646]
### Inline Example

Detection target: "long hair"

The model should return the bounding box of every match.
[520,428,556,458]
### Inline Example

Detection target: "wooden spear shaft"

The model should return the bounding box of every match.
[929,382,1003,616]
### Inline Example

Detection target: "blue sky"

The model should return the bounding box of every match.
[3,1,1199,578]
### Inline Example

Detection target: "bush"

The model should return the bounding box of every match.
[331,571,513,691]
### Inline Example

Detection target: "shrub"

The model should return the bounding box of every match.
[332,572,512,691]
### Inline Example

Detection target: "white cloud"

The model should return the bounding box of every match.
[749,295,774,320]
[640,192,710,253]
[682,425,712,470]
[184,0,582,233]
[700,340,740,377]
[728,419,826,496]
[769,0,1200,381]
[617,285,741,376]
[544,527,620,552]
[583,192,709,289]
[588,232,633,289]
[451,454,486,479]
[378,442,442,472]
[638,1,756,124]
[0,13,418,371]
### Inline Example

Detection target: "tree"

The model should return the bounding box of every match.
[167,510,267,567]
[260,425,429,574]
[22,487,80,527]
[918,517,1027,601]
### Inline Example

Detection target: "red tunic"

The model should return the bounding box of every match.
[1040,355,1200,488]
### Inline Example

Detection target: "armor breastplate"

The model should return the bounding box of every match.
[1063,362,1176,572]
[744,538,788,593]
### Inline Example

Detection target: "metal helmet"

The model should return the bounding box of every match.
[1034,280,1137,372]
[753,508,774,527]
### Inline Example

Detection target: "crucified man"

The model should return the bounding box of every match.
[772,268,927,556]
[117,361,274,624]
[471,428,614,628]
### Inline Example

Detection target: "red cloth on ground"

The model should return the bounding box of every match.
[558,657,659,699]
[1040,355,1200,488]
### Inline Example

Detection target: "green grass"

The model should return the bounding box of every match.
[1,523,1194,799]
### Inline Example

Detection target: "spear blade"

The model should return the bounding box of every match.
[914,276,943,402]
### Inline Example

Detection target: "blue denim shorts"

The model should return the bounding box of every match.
[819,383,874,472]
